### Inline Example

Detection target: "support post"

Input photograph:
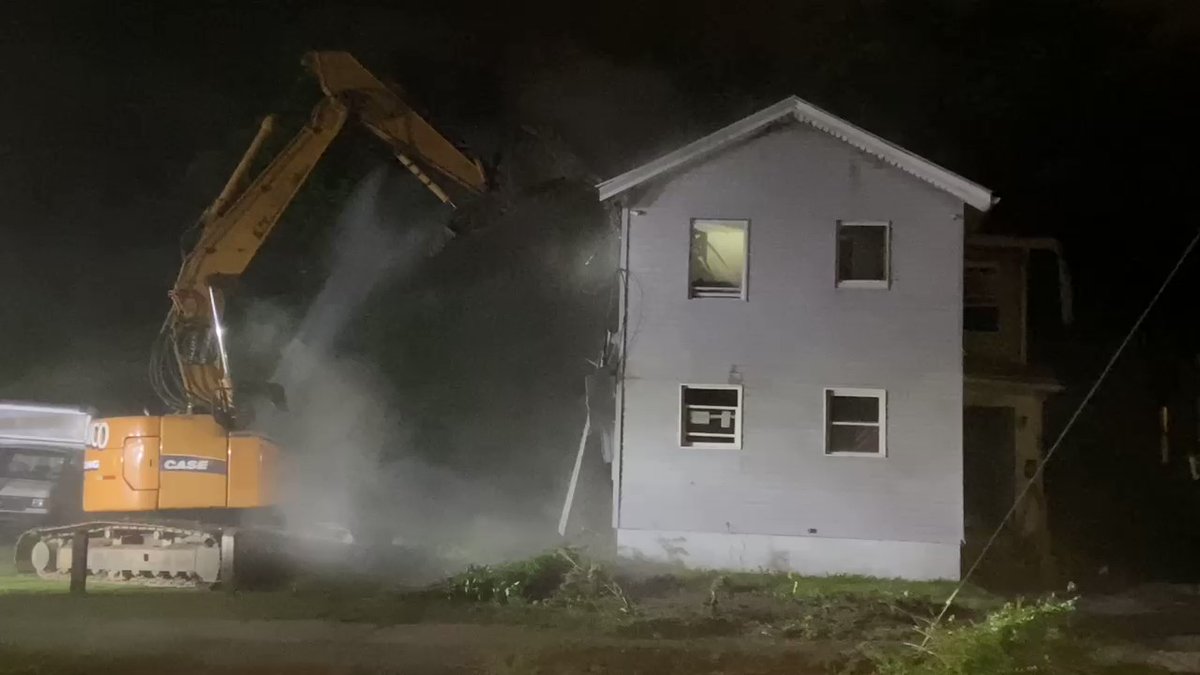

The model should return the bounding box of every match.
[221,531,237,592]
[558,405,591,537]
[69,529,88,595]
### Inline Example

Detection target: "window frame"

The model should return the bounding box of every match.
[823,387,887,457]
[688,217,750,300]
[835,220,892,290]
[679,383,744,450]
[963,261,1001,333]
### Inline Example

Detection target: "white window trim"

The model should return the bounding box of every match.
[688,218,750,301]
[835,220,892,290]
[679,383,743,450]
[823,387,887,457]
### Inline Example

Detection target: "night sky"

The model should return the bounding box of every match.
[2,0,1199,577]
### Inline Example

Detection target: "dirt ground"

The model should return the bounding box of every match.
[0,616,847,674]
[1078,584,1200,673]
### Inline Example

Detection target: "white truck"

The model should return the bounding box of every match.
[0,402,92,535]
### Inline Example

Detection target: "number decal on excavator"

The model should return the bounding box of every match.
[87,422,109,449]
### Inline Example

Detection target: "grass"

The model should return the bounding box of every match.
[868,594,1176,675]
[0,544,997,630]
[639,566,995,608]
[434,549,1005,645]
[0,545,1176,674]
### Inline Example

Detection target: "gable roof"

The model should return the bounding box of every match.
[596,96,994,210]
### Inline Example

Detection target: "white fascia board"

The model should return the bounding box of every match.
[597,97,994,211]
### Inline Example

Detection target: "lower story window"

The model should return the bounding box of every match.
[824,388,886,456]
[680,385,743,449]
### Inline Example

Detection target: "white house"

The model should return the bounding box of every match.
[596,97,995,581]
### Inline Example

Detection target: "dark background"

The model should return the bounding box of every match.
[1,0,1198,578]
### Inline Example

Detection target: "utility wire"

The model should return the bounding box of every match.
[924,226,1200,645]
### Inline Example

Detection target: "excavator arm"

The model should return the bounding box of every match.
[305,51,487,204]
[159,51,487,420]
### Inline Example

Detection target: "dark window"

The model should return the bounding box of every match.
[681,385,742,447]
[837,222,890,286]
[828,395,880,423]
[828,425,881,455]
[825,390,885,455]
[965,265,1000,332]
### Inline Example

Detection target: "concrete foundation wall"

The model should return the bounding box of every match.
[618,528,961,580]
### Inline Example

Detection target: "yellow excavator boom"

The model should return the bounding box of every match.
[305,51,487,202]
[164,51,487,418]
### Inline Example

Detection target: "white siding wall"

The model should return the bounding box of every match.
[617,123,965,578]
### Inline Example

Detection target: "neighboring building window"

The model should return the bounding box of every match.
[690,219,748,298]
[824,388,886,456]
[964,263,1000,332]
[680,385,743,448]
[1,450,66,480]
[836,221,890,288]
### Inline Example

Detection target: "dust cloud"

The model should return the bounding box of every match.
[247,158,613,574]
[251,166,444,553]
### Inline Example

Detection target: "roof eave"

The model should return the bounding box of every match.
[596,98,798,202]
[596,96,995,211]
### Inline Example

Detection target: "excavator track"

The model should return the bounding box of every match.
[14,520,290,589]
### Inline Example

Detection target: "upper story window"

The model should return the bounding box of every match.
[824,388,887,456]
[680,384,743,449]
[690,219,748,299]
[964,263,1000,332]
[836,221,891,289]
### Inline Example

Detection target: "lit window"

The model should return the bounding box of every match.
[690,219,748,298]
[680,385,743,449]
[824,388,886,456]
[964,263,1000,332]
[836,221,890,288]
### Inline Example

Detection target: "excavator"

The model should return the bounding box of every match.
[14,51,488,587]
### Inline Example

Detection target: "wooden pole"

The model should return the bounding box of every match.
[69,528,88,595]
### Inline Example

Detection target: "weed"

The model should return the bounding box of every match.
[555,548,633,612]
[871,594,1082,675]
[443,547,631,611]
[444,552,567,604]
